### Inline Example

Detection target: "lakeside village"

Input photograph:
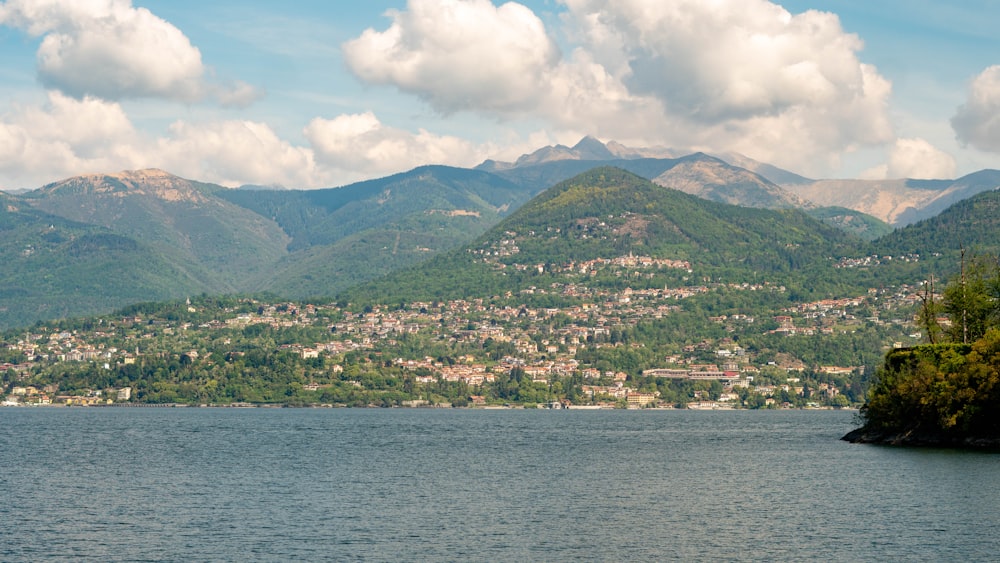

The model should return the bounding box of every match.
[1,251,929,409]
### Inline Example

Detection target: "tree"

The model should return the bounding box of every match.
[917,275,942,344]
[942,254,1000,344]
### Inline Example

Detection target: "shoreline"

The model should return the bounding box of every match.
[2,402,853,411]
[842,426,1000,450]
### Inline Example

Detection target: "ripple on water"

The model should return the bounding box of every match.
[1,408,998,561]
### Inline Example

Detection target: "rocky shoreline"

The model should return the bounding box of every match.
[842,427,1000,450]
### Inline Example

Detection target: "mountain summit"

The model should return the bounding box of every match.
[478,136,676,171]
[33,168,218,203]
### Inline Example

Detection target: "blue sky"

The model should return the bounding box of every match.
[1,0,999,190]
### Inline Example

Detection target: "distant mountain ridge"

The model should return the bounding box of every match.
[216,164,537,297]
[478,136,679,171]
[483,137,1000,226]
[31,168,221,202]
[483,147,807,210]
[784,172,1000,226]
[648,153,810,209]
[2,135,1000,329]
[22,168,290,292]
[0,165,540,326]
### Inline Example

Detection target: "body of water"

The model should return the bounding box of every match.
[2,408,998,561]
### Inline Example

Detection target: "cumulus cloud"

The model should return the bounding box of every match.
[343,0,895,176]
[860,138,957,180]
[567,1,862,120]
[886,138,956,179]
[558,0,894,174]
[343,0,560,114]
[0,92,311,189]
[0,92,144,186]
[211,81,265,109]
[155,121,318,188]
[304,111,489,176]
[0,0,259,104]
[952,65,1000,153]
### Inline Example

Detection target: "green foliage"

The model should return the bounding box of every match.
[941,255,1000,344]
[859,255,1000,439]
[0,198,215,328]
[861,340,1000,436]
[872,189,1000,285]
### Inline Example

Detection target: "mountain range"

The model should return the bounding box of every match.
[1,136,998,328]
[482,136,1000,227]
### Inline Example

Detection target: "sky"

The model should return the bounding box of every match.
[1,0,999,190]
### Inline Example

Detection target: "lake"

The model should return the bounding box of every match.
[2,408,998,561]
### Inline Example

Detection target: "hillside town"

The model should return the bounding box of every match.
[1,253,928,409]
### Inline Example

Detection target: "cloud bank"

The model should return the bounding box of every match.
[305,112,489,175]
[863,138,957,180]
[0,93,497,190]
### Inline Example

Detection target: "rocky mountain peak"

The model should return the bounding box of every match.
[570,136,616,160]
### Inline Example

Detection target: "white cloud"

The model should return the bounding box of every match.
[0,92,144,187]
[0,90,504,190]
[304,111,489,177]
[559,0,895,174]
[0,0,259,104]
[0,92,313,189]
[886,138,956,179]
[860,138,958,180]
[342,0,896,177]
[155,121,318,188]
[568,1,857,121]
[343,0,560,114]
[211,81,264,109]
[952,65,1000,153]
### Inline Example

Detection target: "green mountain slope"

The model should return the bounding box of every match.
[22,169,290,291]
[0,193,209,327]
[872,188,1000,278]
[218,165,539,296]
[1,166,539,325]
[344,167,859,305]
[807,207,893,241]
[4,156,995,331]
[220,165,533,249]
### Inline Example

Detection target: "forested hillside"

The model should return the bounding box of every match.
[345,166,861,305]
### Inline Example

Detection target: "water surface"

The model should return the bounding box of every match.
[2,408,997,561]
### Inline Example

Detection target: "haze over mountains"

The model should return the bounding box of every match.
[1,136,999,328]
